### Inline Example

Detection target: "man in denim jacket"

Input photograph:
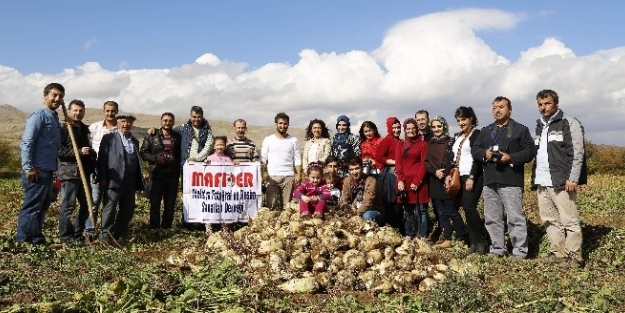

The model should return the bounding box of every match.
[17,83,64,244]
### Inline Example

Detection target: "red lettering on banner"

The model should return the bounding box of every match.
[191,171,255,187]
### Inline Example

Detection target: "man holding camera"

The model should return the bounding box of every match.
[140,113,182,229]
[472,96,536,258]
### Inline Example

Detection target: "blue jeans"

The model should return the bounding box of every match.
[58,179,90,241]
[85,173,105,232]
[402,203,429,238]
[100,175,137,240]
[361,209,384,226]
[17,171,54,244]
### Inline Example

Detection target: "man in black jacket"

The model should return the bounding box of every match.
[140,112,181,229]
[472,96,536,258]
[98,114,144,243]
[532,90,587,268]
[57,100,96,246]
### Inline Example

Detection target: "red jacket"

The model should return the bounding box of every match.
[395,138,429,204]
[361,137,383,167]
[374,117,401,169]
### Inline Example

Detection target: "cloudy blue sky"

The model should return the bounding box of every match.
[1,1,624,144]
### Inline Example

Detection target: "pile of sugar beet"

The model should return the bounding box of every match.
[170,203,478,294]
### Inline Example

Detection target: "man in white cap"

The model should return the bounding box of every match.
[97,113,144,244]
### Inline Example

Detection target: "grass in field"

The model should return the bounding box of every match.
[0,175,623,312]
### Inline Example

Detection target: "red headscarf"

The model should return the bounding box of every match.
[386,117,400,137]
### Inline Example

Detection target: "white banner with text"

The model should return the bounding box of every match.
[182,162,261,223]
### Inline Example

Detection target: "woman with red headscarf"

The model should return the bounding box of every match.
[374,117,402,230]
[395,118,429,239]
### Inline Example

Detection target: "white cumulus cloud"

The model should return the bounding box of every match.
[1,8,624,145]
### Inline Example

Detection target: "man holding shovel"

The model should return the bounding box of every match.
[57,99,97,246]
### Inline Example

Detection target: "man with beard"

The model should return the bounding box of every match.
[339,157,384,226]
[175,106,214,163]
[260,112,302,210]
[98,114,144,244]
[86,100,119,240]
[226,119,258,163]
[415,110,434,142]
[472,96,536,259]
[57,100,97,246]
[18,83,64,244]
[151,106,214,227]
[140,113,181,229]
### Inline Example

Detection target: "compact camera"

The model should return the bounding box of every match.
[489,146,502,163]
[397,189,408,199]
[362,159,373,175]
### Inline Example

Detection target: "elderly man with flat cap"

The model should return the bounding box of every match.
[97,113,144,244]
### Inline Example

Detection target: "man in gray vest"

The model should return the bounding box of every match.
[532,89,587,268]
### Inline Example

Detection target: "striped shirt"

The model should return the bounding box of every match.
[226,137,258,162]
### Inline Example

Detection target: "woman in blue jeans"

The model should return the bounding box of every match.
[425,116,466,248]
[395,118,429,239]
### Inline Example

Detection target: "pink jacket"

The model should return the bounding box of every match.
[205,152,233,164]
[293,179,331,200]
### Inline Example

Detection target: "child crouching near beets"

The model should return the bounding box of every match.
[293,162,331,219]
[203,136,232,235]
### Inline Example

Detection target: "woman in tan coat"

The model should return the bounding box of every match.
[302,119,332,168]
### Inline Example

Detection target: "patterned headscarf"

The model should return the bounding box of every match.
[430,116,450,140]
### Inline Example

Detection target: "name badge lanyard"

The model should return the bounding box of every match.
[491,125,507,150]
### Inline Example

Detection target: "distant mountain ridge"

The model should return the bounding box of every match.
[0,104,307,149]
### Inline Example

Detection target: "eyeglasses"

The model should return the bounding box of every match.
[431,125,443,129]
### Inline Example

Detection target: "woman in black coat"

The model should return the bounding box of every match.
[451,106,488,254]
[425,116,466,248]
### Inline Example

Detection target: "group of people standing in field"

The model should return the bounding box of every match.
[17,83,587,268]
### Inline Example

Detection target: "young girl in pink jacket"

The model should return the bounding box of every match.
[293,162,331,218]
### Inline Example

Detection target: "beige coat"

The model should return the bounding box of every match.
[302,138,332,167]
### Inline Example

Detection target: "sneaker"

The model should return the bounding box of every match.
[474,242,488,255]
[559,257,583,269]
[540,254,566,265]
